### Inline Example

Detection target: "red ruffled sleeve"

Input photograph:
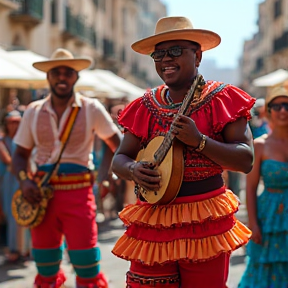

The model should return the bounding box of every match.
[210,84,256,134]
[118,95,151,141]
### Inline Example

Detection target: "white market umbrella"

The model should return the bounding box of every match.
[76,70,125,99]
[252,69,288,87]
[0,48,48,89]
[89,69,146,101]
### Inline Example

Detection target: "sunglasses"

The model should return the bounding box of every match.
[150,46,197,62]
[268,102,288,112]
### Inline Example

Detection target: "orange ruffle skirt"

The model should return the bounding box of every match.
[112,187,251,266]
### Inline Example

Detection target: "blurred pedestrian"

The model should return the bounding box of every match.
[6,88,20,113]
[111,16,255,288]
[238,86,288,288]
[0,110,27,262]
[249,97,271,139]
[12,48,121,288]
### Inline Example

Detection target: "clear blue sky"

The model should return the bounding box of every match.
[161,0,264,68]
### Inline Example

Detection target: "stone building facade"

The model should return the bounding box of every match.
[0,0,166,90]
[240,0,288,98]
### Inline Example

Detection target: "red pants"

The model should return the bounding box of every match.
[32,186,97,249]
[31,186,108,288]
[128,253,230,288]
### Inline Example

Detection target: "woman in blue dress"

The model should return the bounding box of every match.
[0,110,24,262]
[239,86,288,288]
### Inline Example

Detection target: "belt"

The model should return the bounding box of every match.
[52,181,92,191]
[127,272,180,285]
[36,171,93,184]
[49,173,92,184]
[35,172,93,190]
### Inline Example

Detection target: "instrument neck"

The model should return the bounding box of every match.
[153,74,205,166]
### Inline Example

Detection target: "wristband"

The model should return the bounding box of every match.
[195,134,207,152]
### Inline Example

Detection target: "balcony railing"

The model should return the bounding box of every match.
[63,7,96,47]
[10,0,43,26]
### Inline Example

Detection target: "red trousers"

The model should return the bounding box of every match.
[31,186,97,249]
[31,186,108,288]
[128,253,230,288]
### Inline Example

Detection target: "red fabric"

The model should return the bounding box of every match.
[129,253,230,288]
[210,84,255,133]
[118,81,255,182]
[126,214,235,241]
[34,269,66,288]
[31,186,97,250]
[118,81,255,143]
[76,272,108,288]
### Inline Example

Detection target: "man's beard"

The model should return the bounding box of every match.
[50,85,73,99]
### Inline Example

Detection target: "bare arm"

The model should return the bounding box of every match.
[202,117,254,173]
[0,141,11,165]
[173,116,254,173]
[12,145,32,179]
[245,138,263,244]
[12,145,42,204]
[103,130,122,153]
[112,132,161,191]
[112,132,141,180]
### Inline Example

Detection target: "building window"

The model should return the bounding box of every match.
[274,0,282,18]
[51,0,57,24]
[255,57,264,72]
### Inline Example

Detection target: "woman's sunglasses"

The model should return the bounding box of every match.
[150,46,196,62]
[268,102,288,112]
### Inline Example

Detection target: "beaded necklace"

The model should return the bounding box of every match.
[160,87,182,109]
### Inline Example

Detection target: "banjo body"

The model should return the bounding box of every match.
[136,136,184,204]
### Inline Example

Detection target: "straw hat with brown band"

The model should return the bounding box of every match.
[33,48,92,72]
[265,85,288,108]
[131,16,221,55]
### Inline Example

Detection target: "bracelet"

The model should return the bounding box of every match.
[18,170,28,181]
[128,162,137,180]
[195,134,207,152]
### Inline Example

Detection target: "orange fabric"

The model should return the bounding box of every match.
[113,220,250,265]
[112,189,251,265]
[118,189,239,227]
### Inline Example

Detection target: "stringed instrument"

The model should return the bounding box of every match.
[136,74,205,204]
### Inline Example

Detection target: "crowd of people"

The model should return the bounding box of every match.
[0,15,287,288]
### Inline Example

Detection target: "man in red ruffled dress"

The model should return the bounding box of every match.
[111,16,255,288]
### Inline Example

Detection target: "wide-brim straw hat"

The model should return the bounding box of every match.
[33,48,92,72]
[266,85,288,107]
[131,16,221,55]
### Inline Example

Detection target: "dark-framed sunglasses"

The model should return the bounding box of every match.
[268,102,288,112]
[150,46,197,62]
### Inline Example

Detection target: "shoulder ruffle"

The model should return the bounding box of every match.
[118,93,151,141]
[210,85,256,133]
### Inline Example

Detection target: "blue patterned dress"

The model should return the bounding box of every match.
[238,159,288,288]
[0,136,20,252]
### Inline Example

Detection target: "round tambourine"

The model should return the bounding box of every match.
[11,186,53,228]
